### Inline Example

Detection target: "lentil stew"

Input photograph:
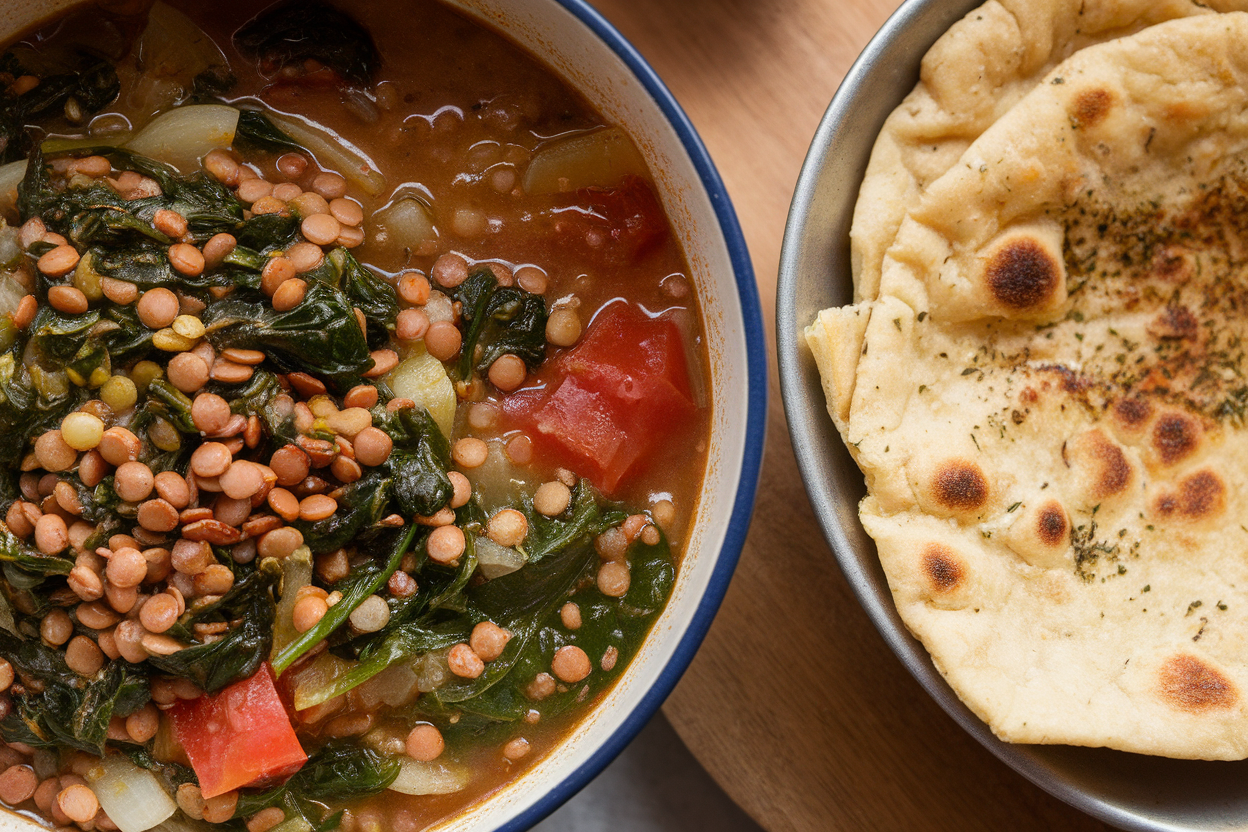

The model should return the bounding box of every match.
[0,1,710,830]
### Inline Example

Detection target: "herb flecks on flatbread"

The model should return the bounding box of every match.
[808,14,1248,759]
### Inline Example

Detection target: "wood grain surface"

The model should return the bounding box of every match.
[583,0,1116,829]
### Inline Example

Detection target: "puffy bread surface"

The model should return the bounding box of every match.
[809,14,1248,759]
[850,0,1248,303]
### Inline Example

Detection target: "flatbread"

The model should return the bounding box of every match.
[850,0,1248,303]
[810,14,1248,759]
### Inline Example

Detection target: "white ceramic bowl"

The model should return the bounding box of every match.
[777,1,1248,829]
[0,1,767,829]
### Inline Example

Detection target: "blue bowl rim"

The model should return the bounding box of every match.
[488,1,767,830]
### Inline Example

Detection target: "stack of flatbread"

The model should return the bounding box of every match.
[806,0,1248,759]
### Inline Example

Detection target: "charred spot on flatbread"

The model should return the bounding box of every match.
[1157,654,1238,713]
[931,460,989,513]
[1147,305,1198,340]
[1071,87,1113,127]
[921,543,965,593]
[1113,398,1152,434]
[1036,502,1069,546]
[1150,246,1195,284]
[1006,497,1071,568]
[1151,412,1201,466]
[1064,429,1135,503]
[1153,469,1227,521]
[985,236,1061,311]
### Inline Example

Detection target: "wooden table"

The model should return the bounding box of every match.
[586,0,1115,829]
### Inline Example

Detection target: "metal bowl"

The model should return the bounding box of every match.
[775,1,1248,829]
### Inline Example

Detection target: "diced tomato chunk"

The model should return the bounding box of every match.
[533,176,669,266]
[168,664,307,799]
[503,302,698,494]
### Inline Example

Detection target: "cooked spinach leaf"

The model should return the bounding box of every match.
[0,523,73,577]
[234,1,380,86]
[307,248,397,349]
[0,637,150,755]
[0,52,119,164]
[233,744,398,823]
[293,470,392,555]
[203,282,374,388]
[145,563,279,692]
[272,522,419,674]
[233,109,305,155]
[380,405,452,518]
[450,269,547,380]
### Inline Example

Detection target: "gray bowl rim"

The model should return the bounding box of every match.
[776,1,1248,830]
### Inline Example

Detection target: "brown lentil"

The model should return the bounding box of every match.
[447,643,485,679]
[597,561,631,597]
[452,437,489,469]
[397,272,431,305]
[311,171,347,199]
[114,461,155,503]
[258,526,304,559]
[137,287,179,329]
[64,635,104,676]
[405,724,444,762]
[424,320,462,361]
[470,621,511,662]
[427,525,465,564]
[432,253,469,288]
[47,285,88,314]
[191,393,231,434]
[37,244,80,277]
[272,277,307,311]
[552,645,592,683]
[153,209,188,238]
[301,213,341,246]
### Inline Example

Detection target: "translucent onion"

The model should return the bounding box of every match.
[0,160,26,210]
[373,196,437,251]
[124,104,240,172]
[388,758,471,796]
[523,126,648,195]
[464,440,532,515]
[264,111,385,196]
[270,545,313,660]
[128,3,229,122]
[84,754,177,832]
[475,535,526,579]
[384,345,455,438]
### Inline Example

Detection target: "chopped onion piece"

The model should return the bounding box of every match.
[374,196,437,250]
[264,111,385,196]
[125,105,240,172]
[523,126,648,195]
[85,755,177,832]
[270,545,313,659]
[384,345,455,438]
[476,535,526,579]
[388,758,471,796]
[0,160,25,209]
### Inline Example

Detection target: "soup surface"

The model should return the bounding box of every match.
[0,1,710,830]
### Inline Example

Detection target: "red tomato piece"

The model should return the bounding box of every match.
[168,664,307,799]
[534,175,669,266]
[503,302,697,494]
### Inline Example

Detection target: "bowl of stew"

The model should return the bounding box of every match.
[0,0,764,830]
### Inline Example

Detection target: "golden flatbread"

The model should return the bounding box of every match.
[851,0,1248,303]
[810,13,1248,759]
